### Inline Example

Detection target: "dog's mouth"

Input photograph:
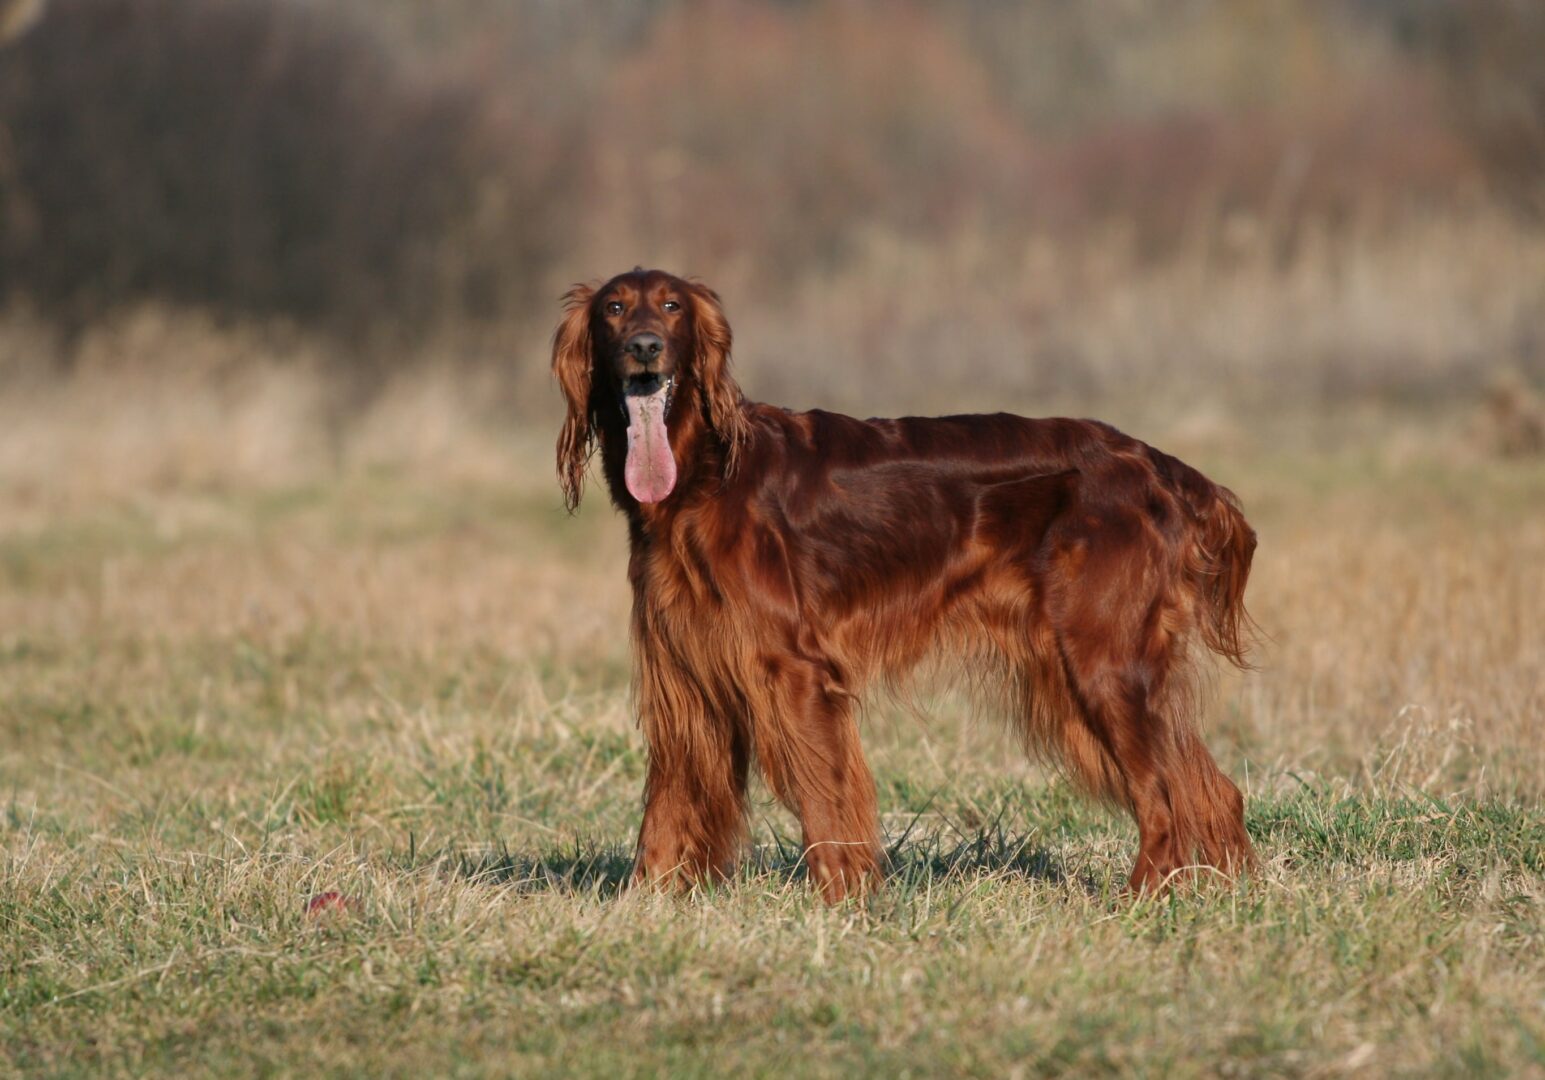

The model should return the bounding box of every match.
[621,373,677,505]
[622,371,674,401]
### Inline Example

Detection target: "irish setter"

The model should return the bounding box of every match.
[553,268,1257,900]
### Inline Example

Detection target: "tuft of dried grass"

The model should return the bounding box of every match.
[1480,367,1545,458]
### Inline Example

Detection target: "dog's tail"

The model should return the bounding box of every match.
[1182,481,1258,668]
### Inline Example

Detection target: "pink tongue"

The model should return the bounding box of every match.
[623,387,677,504]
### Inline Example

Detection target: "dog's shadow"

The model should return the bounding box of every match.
[445,818,1070,900]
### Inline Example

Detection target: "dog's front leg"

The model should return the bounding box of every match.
[633,704,749,892]
[751,660,883,902]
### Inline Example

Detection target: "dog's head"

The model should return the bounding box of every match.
[552,268,745,511]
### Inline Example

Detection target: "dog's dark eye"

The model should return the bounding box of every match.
[662,300,681,313]
[605,300,625,316]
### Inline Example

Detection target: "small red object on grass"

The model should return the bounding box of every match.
[305,891,357,917]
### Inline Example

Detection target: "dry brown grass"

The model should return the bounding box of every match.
[1241,470,1544,797]
[4,407,1537,797]
[5,207,1543,498]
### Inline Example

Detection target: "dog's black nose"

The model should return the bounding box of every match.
[624,332,664,365]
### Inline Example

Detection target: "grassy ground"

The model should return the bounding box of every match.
[1,426,1542,1077]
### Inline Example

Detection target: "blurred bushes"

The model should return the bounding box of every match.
[574,2,1033,287]
[1387,0,1545,214]
[0,0,568,335]
[0,0,1541,375]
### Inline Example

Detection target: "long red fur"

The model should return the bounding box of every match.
[554,269,1257,900]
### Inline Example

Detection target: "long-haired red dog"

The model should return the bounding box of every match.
[554,268,1257,900]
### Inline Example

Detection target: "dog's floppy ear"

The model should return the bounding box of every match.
[553,283,596,512]
[687,282,748,477]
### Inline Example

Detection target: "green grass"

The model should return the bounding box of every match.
[1,456,1542,1077]
[2,780,1539,1077]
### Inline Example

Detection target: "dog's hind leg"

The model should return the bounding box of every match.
[1042,509,1253,891]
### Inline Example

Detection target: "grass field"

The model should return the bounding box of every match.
[2,419,1543,1077]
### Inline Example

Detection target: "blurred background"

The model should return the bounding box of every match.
[3,0,1543,488]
